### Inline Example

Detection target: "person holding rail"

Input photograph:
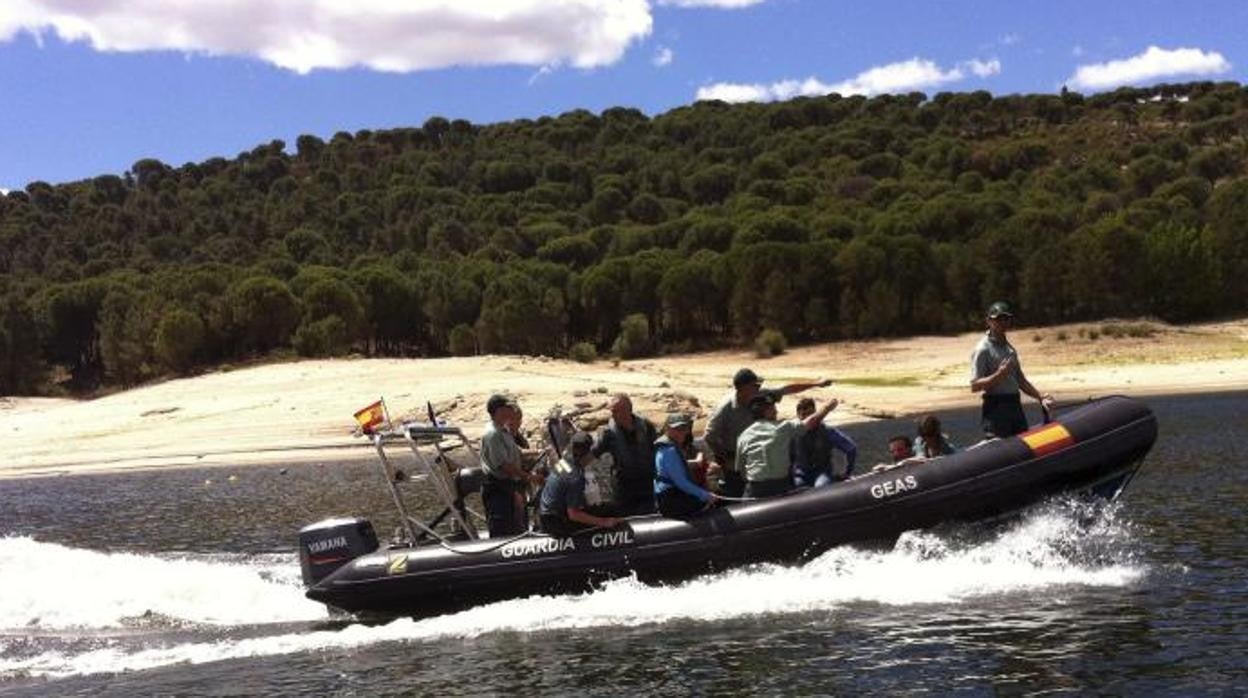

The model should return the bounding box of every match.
[970,301,1055,438]
[654,413,718,517]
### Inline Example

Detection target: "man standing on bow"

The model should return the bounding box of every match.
[970,301,1056,438]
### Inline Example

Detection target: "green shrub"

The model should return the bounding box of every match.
[292,315,349,357]
[568,341,598,363]
[1101,322,1157,339]
[1056,331,1069,341]
[154,308,205,374]
[754,328,788,357]
[612,313,652,359]
[448,323,476,356]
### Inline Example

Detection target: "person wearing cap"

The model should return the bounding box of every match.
[970,301,1055,438]
[736,393,841,498]
[704,368,832,497]
[592,393,659,516]
[539,431,623,537]
[791,397,858,488]
[654,413,718,517]
[480,394,543,537]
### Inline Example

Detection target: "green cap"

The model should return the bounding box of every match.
[987,301,1015,319]
[665,413,693,429]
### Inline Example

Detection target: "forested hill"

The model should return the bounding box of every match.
[3,81,1248,394]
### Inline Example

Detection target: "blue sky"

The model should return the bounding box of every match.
[2,0,1245,192]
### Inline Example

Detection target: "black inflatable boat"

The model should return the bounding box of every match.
[299,395,1156,619]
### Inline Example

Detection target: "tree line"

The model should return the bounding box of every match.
[2,81,1248,394]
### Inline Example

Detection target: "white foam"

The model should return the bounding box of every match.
[0,537,325,630]
[0,502,1145,679]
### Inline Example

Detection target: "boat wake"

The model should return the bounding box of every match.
[0,537,323,631]
[0,498,1144,681]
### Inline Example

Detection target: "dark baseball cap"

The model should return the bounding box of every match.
[987,301,1015,319]
[486,394,515,416]
[748,392,777,415]
[733,368,762,388]
[665,413,693,429]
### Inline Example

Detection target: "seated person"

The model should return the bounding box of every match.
[539,432,622,537]
[655,413,718,517]
[676,424,713,489]
[873,435,926,472]
[913,414,958,459]
[737,393,840,499]
[791,397,858,488]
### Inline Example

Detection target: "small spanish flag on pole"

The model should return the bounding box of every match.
[353,398,388,434]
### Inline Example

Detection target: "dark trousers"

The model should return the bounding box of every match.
[982,393,1029,438]
[657,488,707,518]
[481,477,523,538]
[617,480,657,516]
[717,467,745,498]
[744,477,792,499]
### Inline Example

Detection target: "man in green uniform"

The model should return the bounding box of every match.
[480,394,542,537]
[704,368,831,497]
[735,393,840,498]
[970,301,1055,438]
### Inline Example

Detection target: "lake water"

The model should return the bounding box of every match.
[2,392,1245,696]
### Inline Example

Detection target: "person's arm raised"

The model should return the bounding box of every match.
[781,377,833,395]
[799,398,839,430]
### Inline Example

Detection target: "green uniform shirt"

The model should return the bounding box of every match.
[705,388,783,466]
[970,332,1021,396]
[479,421,520,480]
[735,418,803,482]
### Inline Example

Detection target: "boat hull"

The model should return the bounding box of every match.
[305,395,1157,618]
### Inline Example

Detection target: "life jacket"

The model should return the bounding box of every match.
[794,425,833,476]
[654,439,691,491]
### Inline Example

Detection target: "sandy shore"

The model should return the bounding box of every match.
[2,318,1246,479]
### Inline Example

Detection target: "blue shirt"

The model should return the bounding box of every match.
[654,439,712,503]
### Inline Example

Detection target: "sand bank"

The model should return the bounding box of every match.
[2,318,1246,479]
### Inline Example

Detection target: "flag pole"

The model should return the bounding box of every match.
[379,397,393,433]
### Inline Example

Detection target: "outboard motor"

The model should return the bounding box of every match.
[298,517,379,586]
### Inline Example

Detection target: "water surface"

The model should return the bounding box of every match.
[2,392,1245,695]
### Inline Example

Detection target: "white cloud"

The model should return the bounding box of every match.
[965,58,1001,78]
[696,57,999,103]
[697,81,772,102]
[1067,45,1230,91]
[1000,33,1020,46]
[658,0,767,7]
[0,0,654,74]
[653,46,673,67]
[1072,45,1085,58]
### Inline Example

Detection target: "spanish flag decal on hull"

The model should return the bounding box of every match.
[1021,423,1075,457]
